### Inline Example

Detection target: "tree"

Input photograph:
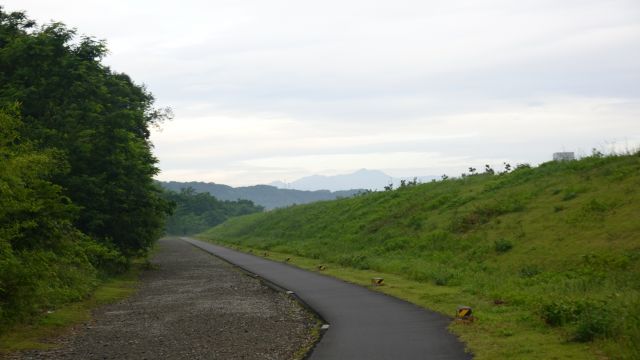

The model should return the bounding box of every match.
[162,188,263,235]
[0,107,100,323]
[0,8,172,256]
[484,164,495,175]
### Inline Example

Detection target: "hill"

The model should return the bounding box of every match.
[162,188,263,235]
[270,169,393,191]
[158,181,362,210]
[270,169,438,191]
[200,153,640,359]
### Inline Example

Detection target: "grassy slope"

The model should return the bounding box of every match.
[200,154,640,360]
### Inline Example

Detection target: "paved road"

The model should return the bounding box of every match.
[183,237,472,360]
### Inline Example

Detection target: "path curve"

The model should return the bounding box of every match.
[183,237,472,360]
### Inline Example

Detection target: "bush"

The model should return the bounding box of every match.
[540,298,616,342]
[335,253,370,270]
[541,299,587,326]
[573,305,614,342]
[432,266,459,286]
[81,240,129,276]
[494,239,513,253]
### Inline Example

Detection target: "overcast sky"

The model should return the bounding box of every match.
[5,0,640,186]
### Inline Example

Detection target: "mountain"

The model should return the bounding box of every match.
[270,169,438,191]
[158,181,362,210]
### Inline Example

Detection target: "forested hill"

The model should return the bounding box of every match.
[159,181,363,210]
[162,188,263,235]
[0,8,170,329]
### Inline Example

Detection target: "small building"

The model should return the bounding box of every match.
[553,152,575,161]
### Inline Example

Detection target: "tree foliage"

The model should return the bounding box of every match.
[0,7,169,327]
[0,6,171,256]
[163,188,263,235]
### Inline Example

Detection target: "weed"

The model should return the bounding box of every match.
[407,216,423,231]
[572,305,614,342]
[584,199,609,213]
[519,265,541,278]
[494,239,514,253]
[451,198,524,233]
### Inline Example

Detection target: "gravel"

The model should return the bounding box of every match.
[14,237,318,360]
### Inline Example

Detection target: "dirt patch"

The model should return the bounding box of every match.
[15,238,318,359]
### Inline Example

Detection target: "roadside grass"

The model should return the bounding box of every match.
[0,259,143,354]
[202,243,596,359]
[200,153,640,360]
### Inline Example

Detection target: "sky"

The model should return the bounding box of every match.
[5,0,640,186]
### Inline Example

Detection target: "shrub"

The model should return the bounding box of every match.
[407,217,423,231]
[540,299,616,342]
[573,305,614,342]
[81,240,129,276]
[433,268,458,286]
[494,239,513,253]
[335,253,370,270]
[541,299,587,326]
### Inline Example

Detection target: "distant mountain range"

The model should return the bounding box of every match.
[270,169,438,191]
[158,181,362,210]
[159,170,438,210]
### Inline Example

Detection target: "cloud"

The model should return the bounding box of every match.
[151,96,640,185]
[4,0,640,185]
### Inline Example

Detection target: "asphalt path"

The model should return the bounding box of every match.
[183,237,472,360]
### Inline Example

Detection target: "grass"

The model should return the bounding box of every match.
[200,153,640,360]
[292,315,323,360]
[0,260,143,354]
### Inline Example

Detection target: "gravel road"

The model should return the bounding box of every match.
[15,237,318,360]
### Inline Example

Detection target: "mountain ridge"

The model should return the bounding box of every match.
[270,169,437,191]
[158,181,362,210]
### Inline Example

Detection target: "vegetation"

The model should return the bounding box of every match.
[162,188,263,235]
[0,259,142,353]
[159,181,362,210]
[201,153,640,359]
[0,8,170,332]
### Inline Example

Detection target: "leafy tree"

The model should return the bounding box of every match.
[0,7,172,256]
[0,107,111,324]
[0,7,169,327]
[484,164,495,175]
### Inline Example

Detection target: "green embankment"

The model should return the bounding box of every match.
[200,153,640,360]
